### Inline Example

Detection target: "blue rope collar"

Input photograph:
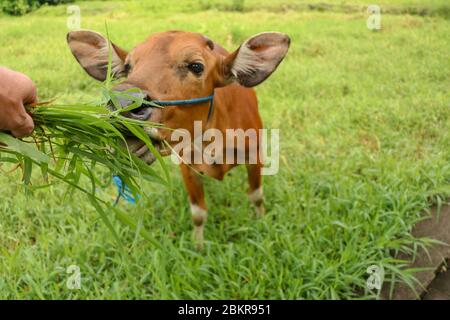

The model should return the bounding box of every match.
[152,91,215,122]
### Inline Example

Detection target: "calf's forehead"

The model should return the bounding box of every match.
[131,31,209,62]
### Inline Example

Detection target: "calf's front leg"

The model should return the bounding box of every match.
[180,163,207,250]
[247,164,265,218]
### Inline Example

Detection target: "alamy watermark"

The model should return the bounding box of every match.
[367,5,381,30]
[366,264,384,291]
[169,121,280,175]
[67,5,81,30]
[66,265,81,290]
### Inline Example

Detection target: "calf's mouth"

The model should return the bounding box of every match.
[107,89,166,165]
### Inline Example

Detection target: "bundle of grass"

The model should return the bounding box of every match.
[0,89,168,246]
[0,31,169,246]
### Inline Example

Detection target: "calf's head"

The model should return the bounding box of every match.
[67,30,290,146]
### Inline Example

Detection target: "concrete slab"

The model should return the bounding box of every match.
[381,203,450,300]
[422,263,450,300]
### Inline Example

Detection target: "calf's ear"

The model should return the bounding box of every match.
[67,30,128,81]
[222,32,290,87]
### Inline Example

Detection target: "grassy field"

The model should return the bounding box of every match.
[0,0,449,299]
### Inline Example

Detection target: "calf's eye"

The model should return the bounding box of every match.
[124,63,131,74]
[188,62,204,75]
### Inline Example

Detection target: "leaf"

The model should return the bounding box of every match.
[113,207,162,249]
[121,121,171,186]
[23,157,33,185]
[0,132,50,164]
[88,195,124,250]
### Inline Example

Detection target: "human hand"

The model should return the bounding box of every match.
[0,67,37,138]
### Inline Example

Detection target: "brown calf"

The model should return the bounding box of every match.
[67,30,290,249]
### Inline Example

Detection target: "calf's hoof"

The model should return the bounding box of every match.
[192,227,204,251]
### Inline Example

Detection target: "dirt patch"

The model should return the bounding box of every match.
[381,203,450,300]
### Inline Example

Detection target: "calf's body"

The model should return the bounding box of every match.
[174,82,264,248]
[67,30,289,249]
